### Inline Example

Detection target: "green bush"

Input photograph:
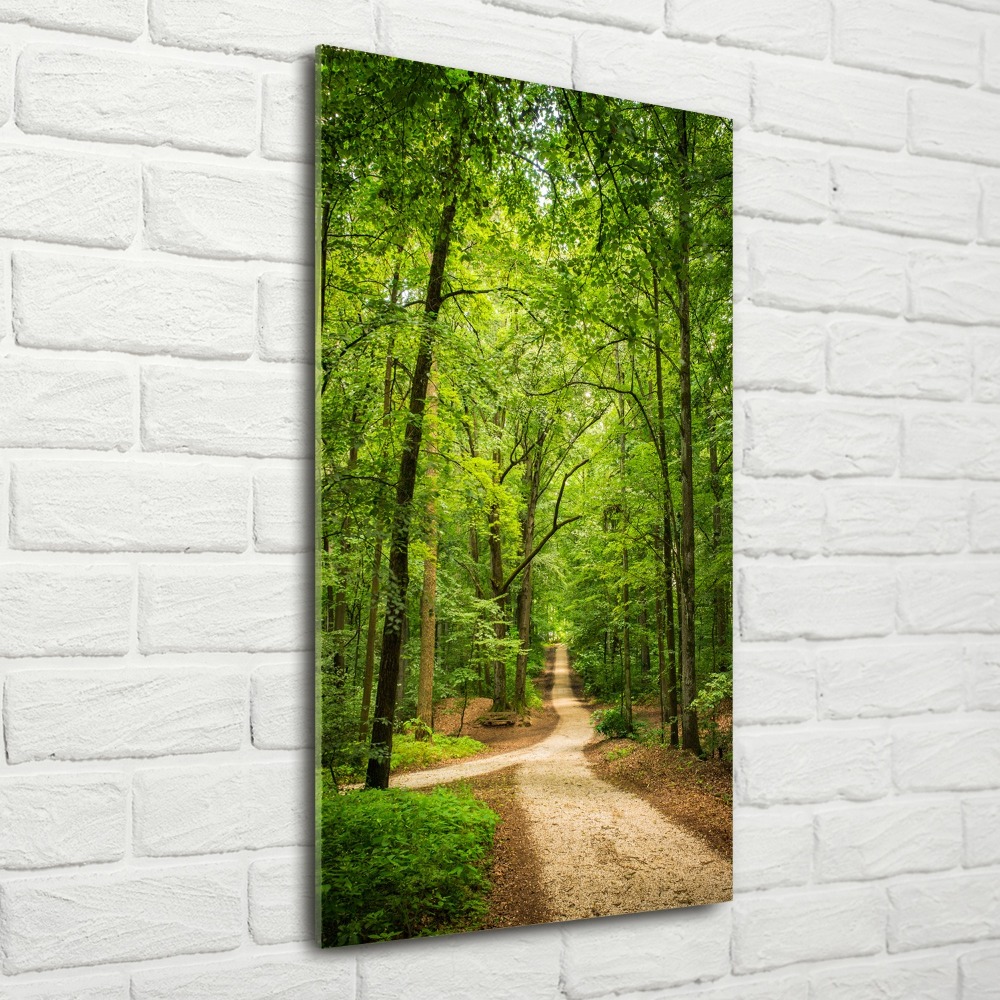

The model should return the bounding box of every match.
[390,732,487,771]
[320,786,499,946]
[591,707,633,738]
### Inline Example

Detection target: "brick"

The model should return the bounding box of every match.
[559,909,730,998]
[3,668,244,763]
[16,46,256,154]
[733,303,825,392]
[251,663,310,749]
[134,762,306,856]
[139,564,308,653]
[895,721,1000,791]
[961,948,1000,1000]
[754,61,906,150]
[824,483,967,555]
[258,272,311,363]
[0,865,242,973]
[911,85,1000,166]
[733,648,814,724]
[987,26,1000,92]
[376,0,574,90]
[910,249,1000,326]
[254,465,309,552]
[967,645,1000,710]
[144,162,309,263]
[0,360,133,450]
[0,567,131,658]
[974,335,1000,403]
[889,872,1000,950]
[0,977,125,1000]
[573,26,751,122]
[964,797,1000,866]
[834,0,980,84]
[832,155,978,243]
[732,811,812,891]
[11,461,248,553]
[980,173,1000,246]
[12,251,255,359]
[0,0,142,38]
[811,956,957,1000]
[734,886,886,972]
[818,644,965,718]
[737,729,889,805]
[743,397,898,478]
[142,365,308,459]
[248,858,310,944]
[488,0,661,30]
[817,800,961,881]
[0,45,9,126]
[132,962,355,1000]
[149,0,370,60]
[901,565,1000,634]
[734,135,829,223]
[262,72,310,162]
[903,410,1000,479]
[972,490,1000,551]
[0,774,126,869]
[827,318,969,401]
[733,478,823,557]
[0,146,137,248]
[668,0,827,58]
[750,226,906,315]
[615,981,808,1000]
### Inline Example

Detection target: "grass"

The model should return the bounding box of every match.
[390,731,487,771]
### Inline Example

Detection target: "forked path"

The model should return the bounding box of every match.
[394,645,731,918]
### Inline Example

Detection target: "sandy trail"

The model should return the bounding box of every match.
[395,645,731,918]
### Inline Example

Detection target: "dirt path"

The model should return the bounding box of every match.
[396,645,731,919]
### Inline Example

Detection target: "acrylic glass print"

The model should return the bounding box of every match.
[316,44,733,947]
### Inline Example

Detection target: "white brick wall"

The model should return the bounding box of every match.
[1,1,998,997]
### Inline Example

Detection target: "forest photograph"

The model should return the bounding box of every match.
[316,46,733,946]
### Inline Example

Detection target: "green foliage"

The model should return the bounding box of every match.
[605,744,634,762]
[389,732,487,771]
[591,707,633,739]
[319,786,498,945]
[690,671,733,762]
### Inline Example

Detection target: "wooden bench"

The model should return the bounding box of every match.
[477,711,519,727]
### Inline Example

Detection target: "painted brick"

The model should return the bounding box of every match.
[733,478,823,557]
[817,644,965,718]
[980,173,1000,247]
[743,397,898,479]
[139,564,309,653]
[248,858,311,943]
[622,979,808,1000]
[889,872,1000,950]
[911,85,1000,166]
[750,226,906,315]
[967,645,1000,710]
[0,146,137,248]
[824,483,967,555]
[251,663,310,749]
[834,0,980,84]
[733,648,814,724]
[258,272,311,363]
[262,72,311,162]
[254,465,309,552]
[733,886,886,972]
[668,0,828,58]
[10,461,248,552]
[732,811,813,891]
[148,0,371,60]
[3,668,245,763]
[132,962,356,1000]
[811,957,958,1000]
[901,565,1000,634]
[0,567,131,658]
[910,249,1000,326]
[964,797,1000,866]
[134,762,306,856]
[144,162,309,264]
[16,46,256,154]
[142,365,308,459]
[573,26,751,122]
[488,0,661,31]
[0,45,9,126]
[987,26,1000,92]
[903,410,1000,479]
[559,910,730,998]
[0,0,142,38]
[0,866,243,973]
[894,721,1000,792]
[827,318,969,400]
[734,135,829,223]
[832,155,979,242]
[816,800,961,881]
[754,61,906,150]
[0,774,126,869]
[971,490,1000,551]
[960,948,1000,1000]
[0,361,133,451]
[0,977,126,1000]
[733,303,825,392]
[12,251,255,359]
[737,729,890,805]
[974,334,1000,402]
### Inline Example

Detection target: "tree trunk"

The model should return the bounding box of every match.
[655,595,668,742]
[415,370,439,739]
[514,433,543,711]
[708,408,730,674]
